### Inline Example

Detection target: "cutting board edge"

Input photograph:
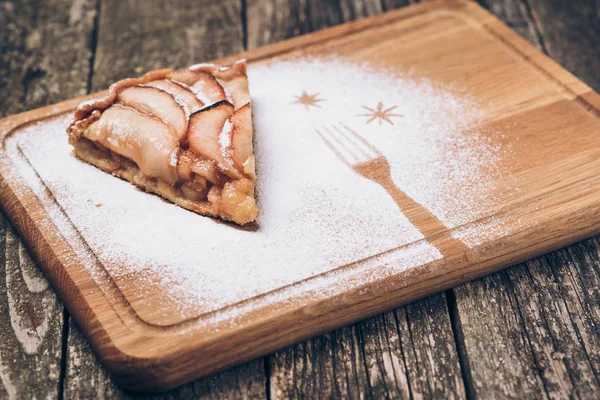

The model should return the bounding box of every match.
[4,152,600,393]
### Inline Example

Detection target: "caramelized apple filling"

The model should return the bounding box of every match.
[67,61,258,225]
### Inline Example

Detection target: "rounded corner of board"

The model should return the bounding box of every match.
[94,336,190,394]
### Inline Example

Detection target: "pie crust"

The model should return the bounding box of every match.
[67,61,258,225]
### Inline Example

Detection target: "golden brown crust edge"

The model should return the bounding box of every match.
[67,60,249,138]
[69,137,258,224]
[67,60,258,225]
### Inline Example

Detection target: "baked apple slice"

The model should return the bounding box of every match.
[229,103,253,169]
[84,104,179,184]
[190,72,227,105]
[145,79,204,113]
[116,86,188,142]
[220,75,250,110]
[188,100,240,178]
[68,60,258,225]
[190,61,250,109]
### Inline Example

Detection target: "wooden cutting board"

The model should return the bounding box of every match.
[1,0,600,393]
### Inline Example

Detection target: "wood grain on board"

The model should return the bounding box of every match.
[1,0,600,394]
[247,1,466,398]
[449,1,600,399]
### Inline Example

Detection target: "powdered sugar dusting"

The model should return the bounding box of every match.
[219,120,232,148]
[219,119,233,166]
[251,59,508,227]
[8,58,514,322]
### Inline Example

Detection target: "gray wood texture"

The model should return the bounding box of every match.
[0,0,96,398]
[0,212,64,399]
[90,0,244,91]
[454,245,600,399]
[0,0,599,398]
[64,320,267,399]
[0,0,97,118]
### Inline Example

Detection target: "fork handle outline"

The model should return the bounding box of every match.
[377,175,469,260]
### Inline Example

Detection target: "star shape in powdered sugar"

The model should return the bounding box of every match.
[357,102,403,125]
[293,91,325,110]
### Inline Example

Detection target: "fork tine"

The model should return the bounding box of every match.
[318,123,383,166]
[322,126,363,165]
[331,125,372,161]
[323,126,363,164]
[341,123,382,158]
[316,128,352,167]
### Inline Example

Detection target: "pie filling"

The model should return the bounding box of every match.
[67,61,258,225]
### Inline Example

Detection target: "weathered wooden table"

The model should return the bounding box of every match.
[1,0,599,398]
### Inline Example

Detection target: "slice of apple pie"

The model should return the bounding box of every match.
[67,60,258,225]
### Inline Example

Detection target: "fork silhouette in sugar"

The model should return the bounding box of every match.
[317,123,468,260]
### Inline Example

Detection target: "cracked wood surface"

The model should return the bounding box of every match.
[0,0,599,398]
[0,0,95,398]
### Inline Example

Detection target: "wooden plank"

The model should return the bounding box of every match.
[0,212,64,399]
[515,248,600,396]
[268,325,370,399]
[268,293,465,399]
[271,294,466,399]
[476,0,543,47]
[452,271,548,398]
[393,294,465,398]
[90,0,244,91]
[449,1,600,398]
[0,0,97,398]
[0,0,97,118]
[381,0,420,13]
[454,244,600,398]
[526,0,600,90]
[246,0,310,47]
[247,1,465,398]
[305,0,383,31]
[62,0,267,397]
[246,0,382,48]
[64,321,267,399]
